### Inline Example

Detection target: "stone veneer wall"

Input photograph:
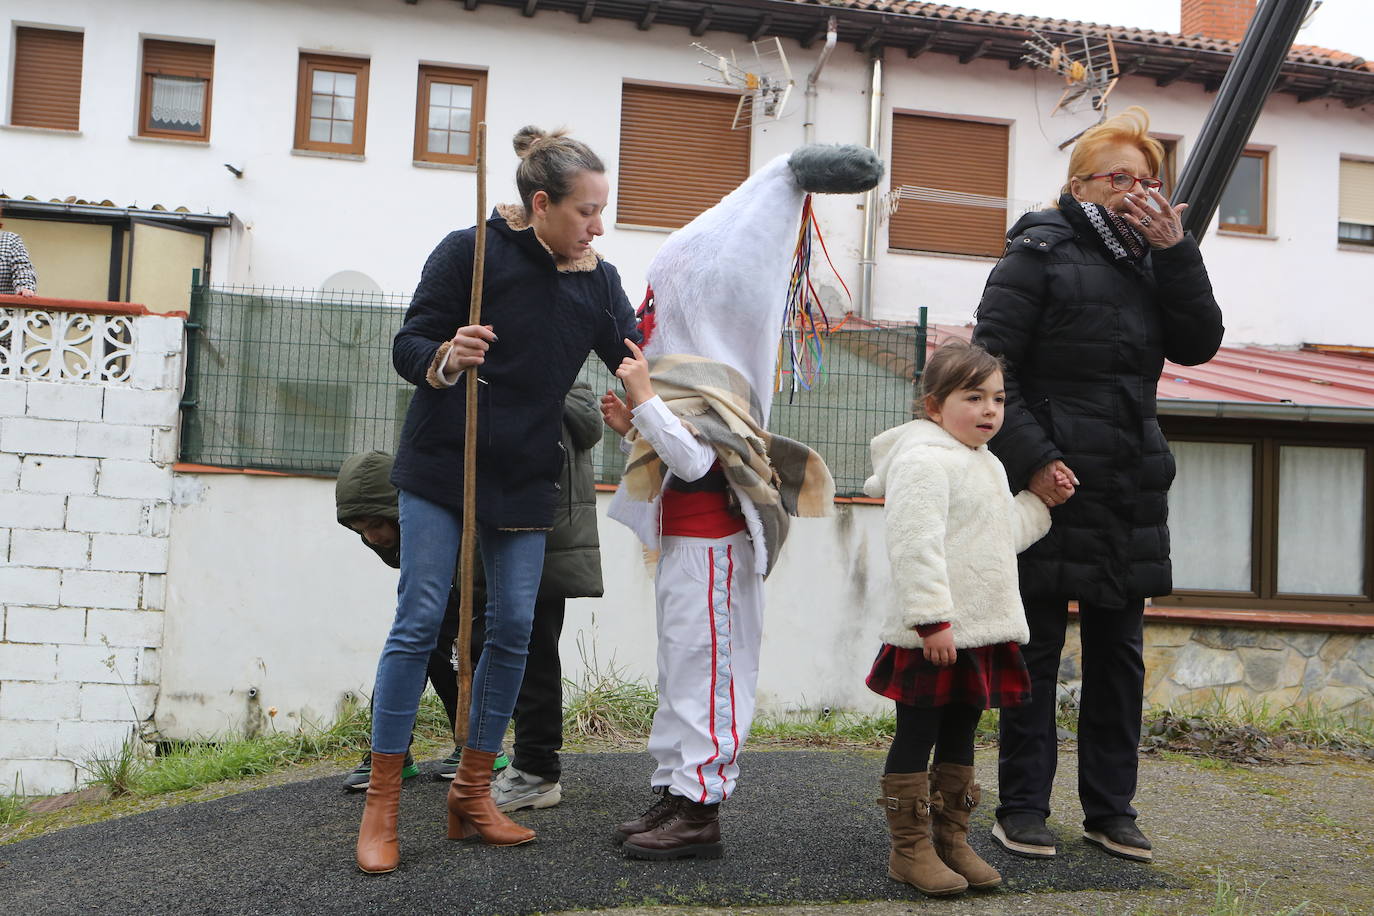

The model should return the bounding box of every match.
[1059,619,1374,719]
[0,307,184,795]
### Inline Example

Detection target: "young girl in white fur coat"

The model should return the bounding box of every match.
[863,339,1062,897]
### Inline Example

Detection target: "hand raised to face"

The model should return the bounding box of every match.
[1121,188,1189,249]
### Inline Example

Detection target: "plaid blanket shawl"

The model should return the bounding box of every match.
[622,354,834,575]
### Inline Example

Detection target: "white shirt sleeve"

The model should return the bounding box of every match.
[630,395,717,483]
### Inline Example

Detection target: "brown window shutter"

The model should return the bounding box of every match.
[617,83,751,230]
[889,114,1009,258]
[12,27,84,130]
[143,39,214,79]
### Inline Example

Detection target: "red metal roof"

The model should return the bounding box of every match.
[886,322,1374,411]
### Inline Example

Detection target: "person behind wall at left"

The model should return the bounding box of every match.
[335,383,605,807]
[0,206,39,297]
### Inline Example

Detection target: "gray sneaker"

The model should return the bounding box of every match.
[491,765,562,812]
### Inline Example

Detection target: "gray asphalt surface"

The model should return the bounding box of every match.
[0,751,1175,915]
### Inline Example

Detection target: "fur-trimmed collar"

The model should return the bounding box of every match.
[495,203,601,273]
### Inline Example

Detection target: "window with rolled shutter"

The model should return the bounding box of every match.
[1338,158,1374,247]
[11,27,84,131]
[617,82,750,230]
[139,39,214,141]
[889,114,1009,258]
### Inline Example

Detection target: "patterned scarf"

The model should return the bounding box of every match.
[622,353,835,576]
[1065,193,1148,262]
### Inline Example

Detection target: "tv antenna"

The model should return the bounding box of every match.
[1022,29,1121,114]
[693,37,794,129]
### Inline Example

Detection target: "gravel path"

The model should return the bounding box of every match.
[1,746,1369,915]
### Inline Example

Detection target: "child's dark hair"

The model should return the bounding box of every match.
[512,126,604,213]
[917,339,1004,417]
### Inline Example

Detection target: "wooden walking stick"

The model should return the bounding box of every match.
[454,122,487,752]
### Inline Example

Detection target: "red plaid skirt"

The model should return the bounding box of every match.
[865,641,1031,709]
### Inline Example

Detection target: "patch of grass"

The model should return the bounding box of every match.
[79,736,147,797]
[562,631,657,742]
[0,777,29,829]
[752,708,895,746]
[1205,873,1312,915]
[1143,694,1373,765]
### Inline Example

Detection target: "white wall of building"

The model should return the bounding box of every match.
[0,310,183,795]
[157,475,892,740]
[5,0,1370,344]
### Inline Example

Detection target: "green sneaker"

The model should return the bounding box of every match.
[435,746,510,780]
[343,750,419,792]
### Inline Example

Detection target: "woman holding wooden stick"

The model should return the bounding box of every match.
[356,125,640,874]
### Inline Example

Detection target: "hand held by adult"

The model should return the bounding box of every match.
[444,324,496,373]
[1030,460,1078,507]
[1123,188,1188,249]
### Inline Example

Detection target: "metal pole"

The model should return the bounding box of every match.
[1172,0,1312,239]
[454,122,486,750]
[857,54,883,318]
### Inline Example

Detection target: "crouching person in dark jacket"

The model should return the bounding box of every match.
[972,107,1223,864]
[336,383,605,808]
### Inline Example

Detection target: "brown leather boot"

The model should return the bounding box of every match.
[445,746,535,846]
[622,797,723,860]
[930,764,1002,889]
[355,751,405,874]
[612,787,682,845]
[879,771,967,897]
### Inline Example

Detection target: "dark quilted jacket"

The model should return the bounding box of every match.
[392,209,639,530]
[971,200,1223,606]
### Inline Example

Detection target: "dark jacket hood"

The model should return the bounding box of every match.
[336,450,400,567]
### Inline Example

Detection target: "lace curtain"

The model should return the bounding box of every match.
[1168,441,1254,591]
[151,76,206,129]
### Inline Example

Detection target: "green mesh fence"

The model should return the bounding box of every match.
[181,285,924,495]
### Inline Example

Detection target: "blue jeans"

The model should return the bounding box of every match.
[370,489,547,754]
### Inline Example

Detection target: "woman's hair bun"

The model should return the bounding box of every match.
[513,126,547,159]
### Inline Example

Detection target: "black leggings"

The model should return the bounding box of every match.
[885,702,984,774]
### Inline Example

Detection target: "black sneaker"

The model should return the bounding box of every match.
[991,812,1058,858]
[1084,816,1153,862]
[342,751,419,792]
[434,746,510,781]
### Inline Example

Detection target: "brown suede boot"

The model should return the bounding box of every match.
[612,787,682,845]
[930,764,1002,889]
[355,751,406,874]
[622,797,723,860]
[446,746,535,846]
[879,771,968,897]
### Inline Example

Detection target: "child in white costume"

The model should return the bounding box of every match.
[863,339,1062,896]
[602,145,884,861]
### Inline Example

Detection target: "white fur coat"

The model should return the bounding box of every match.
[864,419,1051,650]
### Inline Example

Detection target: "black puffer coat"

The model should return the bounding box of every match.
[971,199,1223,607]
[392,207,639,529]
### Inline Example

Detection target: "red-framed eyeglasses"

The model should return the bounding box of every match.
[1088,172,1164,192]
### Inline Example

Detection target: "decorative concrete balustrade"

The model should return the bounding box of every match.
[0,296,184,795]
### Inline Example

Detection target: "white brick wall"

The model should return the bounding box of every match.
[0,381,25,416]
[12,530,90,569]
[0,417,79,456]
[26,383,104,423]
[1,311,183,795]
[66,496,144,535]
[5,606,87,644]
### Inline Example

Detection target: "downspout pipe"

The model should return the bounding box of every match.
[857,53,883,319]
[803,17,838,144]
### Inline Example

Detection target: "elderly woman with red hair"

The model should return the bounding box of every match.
[972,107,1223,863]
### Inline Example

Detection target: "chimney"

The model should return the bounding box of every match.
[1180,0,1257,43]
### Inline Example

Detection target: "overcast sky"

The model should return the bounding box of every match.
[975,0,1373,60]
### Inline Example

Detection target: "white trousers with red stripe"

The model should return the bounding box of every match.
[647,531,764,805]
